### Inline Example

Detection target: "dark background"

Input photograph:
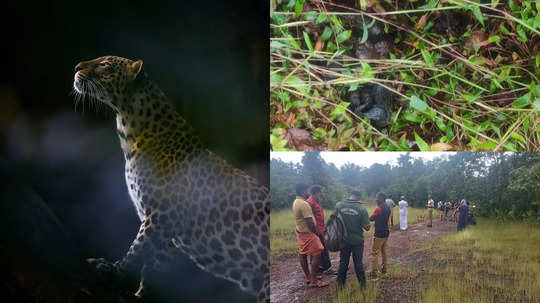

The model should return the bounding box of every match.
[1,1,267,302]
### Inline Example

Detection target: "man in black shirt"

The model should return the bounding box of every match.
[369,192,391,278]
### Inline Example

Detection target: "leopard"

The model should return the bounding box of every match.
[73,56,270,302]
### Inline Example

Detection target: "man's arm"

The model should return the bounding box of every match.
[304,218,317,234]
[369,206,381,221]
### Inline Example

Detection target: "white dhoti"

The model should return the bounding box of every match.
[399,209,407,230]
[398,200,408,230]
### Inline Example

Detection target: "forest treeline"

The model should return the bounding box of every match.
[270,153,540,222]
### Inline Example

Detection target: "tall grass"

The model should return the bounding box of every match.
[327,220,540,303]
[270,205,426,261]
[417,220,540,303]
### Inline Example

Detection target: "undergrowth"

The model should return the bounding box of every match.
[330,219,540,302]
[270,0,540,151]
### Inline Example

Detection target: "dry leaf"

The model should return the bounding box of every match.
[431,143,454,151]
[284,128,321,151]
[465,31,489,49]
[314,38,324,52]
[416,14,428,30]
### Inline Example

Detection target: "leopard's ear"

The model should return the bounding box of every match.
[128,59,143,81]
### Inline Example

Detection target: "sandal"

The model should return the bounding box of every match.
[309,280,329,288]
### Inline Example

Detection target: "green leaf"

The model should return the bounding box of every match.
[410,95,428,112]
[304,11,316,21]
[295,0,305,17]
[474,141,498,151]
[516,26,528,42]
[421,49,434,66]
[330,102,350,119]
[414,132,430,151]
[270,73,283,84]
[468,55,486,65]
[403,112,423,123]
[499,24,509,35]
[511,132,526,144]
[512,93,531,108]
[491,0,499,7]
[287,34,301,50]
[336,30,352,43]
[470,5,484,26]
[320,26,332,41]
[315,12,328,24]
[533,98,540,110]
[303,32,313,52]
[312,127,327,141]
[488,35,500,43]
[360,23,369,43]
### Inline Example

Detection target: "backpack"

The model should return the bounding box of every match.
[323,209,349,252]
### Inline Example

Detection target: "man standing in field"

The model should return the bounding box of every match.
[305,185,331,275]
[398,196,408,231]
[369,192,391,278]
[335,190,371,289]
[427,194,435,227]
[292,183,329,288]
[385,197,395,229]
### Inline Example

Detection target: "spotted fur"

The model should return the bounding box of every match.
[73,56,270,302]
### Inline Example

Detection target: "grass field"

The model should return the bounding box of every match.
[330,219,540,303]
[270,204,425,261]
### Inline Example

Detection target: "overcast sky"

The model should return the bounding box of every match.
[271,152,456,168]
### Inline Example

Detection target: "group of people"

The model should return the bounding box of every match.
[292,184,404,289]
[292,184,472,290]
[428,195,471,231]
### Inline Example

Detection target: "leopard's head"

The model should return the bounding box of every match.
[73,56,143,111]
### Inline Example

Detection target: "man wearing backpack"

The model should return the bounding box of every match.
[292,183,329,288]
[369,192,391,278]
[335,190,371,289]
[306,185,331,275]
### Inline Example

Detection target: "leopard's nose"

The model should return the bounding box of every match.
[74,63,84,72]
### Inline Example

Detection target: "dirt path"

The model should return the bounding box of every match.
[270,218,456,303]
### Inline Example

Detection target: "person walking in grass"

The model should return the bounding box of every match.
[305,185,332,275]
[292,183,329,288]
[457,199,469,231]
[427,194,435,227]
[336,190,371,289]
[385,198,395,229]
[398,196,408,231]
[369,192,391,278]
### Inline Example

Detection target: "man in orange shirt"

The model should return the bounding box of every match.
[292,183,329,288]
[306,185,331,275]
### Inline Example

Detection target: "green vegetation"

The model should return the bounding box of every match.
[270,152,540,222]
[270,0,540,151]
[329,219,540,302]
[270,206,425,261]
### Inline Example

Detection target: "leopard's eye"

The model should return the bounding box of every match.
[99,62,111,67]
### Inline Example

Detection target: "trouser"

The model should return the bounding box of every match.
[318,234,331,271]
[309,234,331,271]
[371,236,388,273]
[428,208,433,227]
[337,242,365,288]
